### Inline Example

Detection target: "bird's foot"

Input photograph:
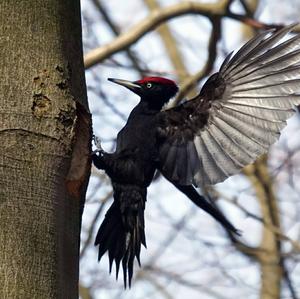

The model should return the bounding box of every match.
[93,134,104,152]
[92,135,106,169]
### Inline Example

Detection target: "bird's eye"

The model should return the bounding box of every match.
[146,83,152,88]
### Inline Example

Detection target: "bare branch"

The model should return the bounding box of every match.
[144,267,230,299]
[174,16,221,102]
[144,0,195,97]
[84,0,230,68]
[91,0,146,75]
[243,155,283,299]
[79,284,94,299]
[84,0,291,70]
[280,256,299,299]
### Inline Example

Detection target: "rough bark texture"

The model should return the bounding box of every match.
[0,1,91,298]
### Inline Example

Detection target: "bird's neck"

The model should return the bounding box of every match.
[134,98,164,114]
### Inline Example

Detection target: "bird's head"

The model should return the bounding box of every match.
[108,76,179,109]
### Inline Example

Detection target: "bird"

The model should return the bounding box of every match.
[92,24,300,287]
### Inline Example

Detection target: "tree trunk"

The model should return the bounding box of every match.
[0,1,91,298]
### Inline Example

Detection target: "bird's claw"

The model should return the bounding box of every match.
[92,149,103,156]
[93,134,104,152]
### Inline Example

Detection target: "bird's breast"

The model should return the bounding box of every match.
[113,115,158,186]
[116,115,158,157]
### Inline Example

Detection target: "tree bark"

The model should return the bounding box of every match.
[0,1,91,298]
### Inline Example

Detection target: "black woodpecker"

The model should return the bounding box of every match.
[92,25,300,287]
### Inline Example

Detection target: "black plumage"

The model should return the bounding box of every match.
[92,25,300,287]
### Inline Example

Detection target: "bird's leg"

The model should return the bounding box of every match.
[92,135,107,170]
[91,135,120,176]
[92,151,106,170]
[93,135,104,153]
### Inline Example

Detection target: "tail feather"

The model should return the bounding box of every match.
[95,188,146,288]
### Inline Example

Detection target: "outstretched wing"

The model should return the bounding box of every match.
[157,25,300,186]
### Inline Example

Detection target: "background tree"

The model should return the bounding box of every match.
[80,0,300,298]
[0,1,91,298]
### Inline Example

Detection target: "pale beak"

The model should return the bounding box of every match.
[108,78,142,94]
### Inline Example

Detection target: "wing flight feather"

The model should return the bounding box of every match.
[157,25,300,186]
